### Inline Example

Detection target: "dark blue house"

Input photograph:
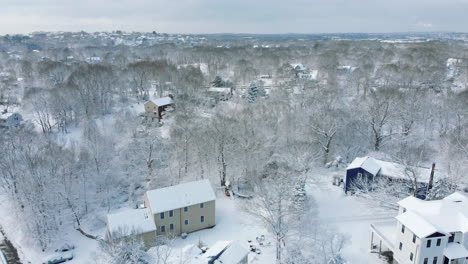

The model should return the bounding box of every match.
[344,156,437,196]
[344,157,382,193]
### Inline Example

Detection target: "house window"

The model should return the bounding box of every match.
[184,207,188,212]
[357,172,363,177]
[427,239,431,248]
[401,225,405,233]
[448,234,455,243]
[184,219,189,225]
[200,203,204,208]
[423,258,428,264]
[201,216,205,223]
[432,257,438,264]
[170,223,174,230]
[161,225,165,232]
[436,238,441,246]
[169,210,173,217]
[399,242,403,250]
[410,253,413,261]
[413,234,416,243]
[160,212,165,219]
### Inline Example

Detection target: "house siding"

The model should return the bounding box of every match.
[180,200,216,234]
[394,221,422,264]
[106,223,157,249]
[144,101,159,119]
[418,236,446,264]
[143,193,216,237]
[344,168,375,193]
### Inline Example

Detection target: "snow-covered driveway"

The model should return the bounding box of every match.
[309,175,397,264]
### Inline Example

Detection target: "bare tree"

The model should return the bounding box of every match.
[245,161,299,263]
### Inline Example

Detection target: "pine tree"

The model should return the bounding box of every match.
[426,178,455,200]
[247,81,259,103]
[212,76,225,87]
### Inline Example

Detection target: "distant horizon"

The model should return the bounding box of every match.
[2,0,467,36]
[3,30,468,36]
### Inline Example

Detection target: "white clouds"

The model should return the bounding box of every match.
[0,0,466,34]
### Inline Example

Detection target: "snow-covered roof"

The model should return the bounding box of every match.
[375,159,436,183]
[1,112,17,118]
[203,241,231,259]
[396,211,439,238]
[215,241,249,264]
[346,157,381,176]
[396,192,468,237]
[208,87,231,93]
[152,97,174,107]
[106,208,156,238]
[347,156,440,183]
[444,243,468,259]
[145,179,216,214]
[291,63,307,71]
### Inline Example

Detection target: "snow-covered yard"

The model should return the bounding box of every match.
[0,167,401,264]
[308,168,397,264]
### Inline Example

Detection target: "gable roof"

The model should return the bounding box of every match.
[145,179,216,214]
[153,96,173,107]
[106,208,156,238]
[397,192,468,236]
[346,156,381,176]
[215,241,249,264]
[396,211,440,238]
[347,156,440,183]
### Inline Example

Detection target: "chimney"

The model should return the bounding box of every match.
[168,94,174,100]
[428,163,435,190]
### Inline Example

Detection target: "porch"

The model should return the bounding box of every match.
[370,220,397,262]
[444,243,468,264]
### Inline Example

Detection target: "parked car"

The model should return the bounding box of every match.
[43,251,73,264]
[55,244,75,253]
[43,244,75,264]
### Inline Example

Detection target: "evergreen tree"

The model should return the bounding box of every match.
[212,76,225,87]
[426,178,456,200]
[247,81,259,103]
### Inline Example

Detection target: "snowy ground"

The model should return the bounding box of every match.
[0,167,398,264]
[148,192,275,264]
[308,168,397,264]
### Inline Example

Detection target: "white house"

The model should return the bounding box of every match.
[370,192,468,264]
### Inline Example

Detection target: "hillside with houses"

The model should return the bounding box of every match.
[0,31,468,264]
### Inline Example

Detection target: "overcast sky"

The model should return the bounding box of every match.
[1,0,467,35]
